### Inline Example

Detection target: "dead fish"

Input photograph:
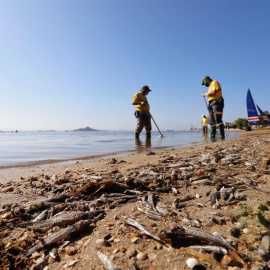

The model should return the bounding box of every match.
[0,187,14,193]
[29,201,57,211]
[160,225,236,251]
[209,189,220,206]
[137,207,162,221]
[96,251,120,270]
[90,175,103,180]
[190,179,212,185]
[169,163,191,168]
[220,187,229,200]
[124,217,161,242]
[155,205,168,215]
[26,219,91,256]
[210,212,224,217]
[255,235,270,256]
[21,211,92,232]
[226,192,234,202]
[32,209,49,222]
[234,191,246,200]
[33,254,50,270]
[44,194,69,202]
[146,192,157,212]
[188,245,228,254]
[197,203,206,207]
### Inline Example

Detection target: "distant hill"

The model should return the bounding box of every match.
[72,127,99,131]
[38,130,56,132]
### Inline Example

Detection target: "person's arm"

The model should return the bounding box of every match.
[202,89,219,97]
[132,100,148,105]
[202,81,221,97]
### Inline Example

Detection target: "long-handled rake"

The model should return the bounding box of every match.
[150,113,164,138]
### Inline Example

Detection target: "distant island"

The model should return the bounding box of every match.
[72,127,99,132]
[38,130,56,132]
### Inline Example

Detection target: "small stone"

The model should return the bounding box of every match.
[64,260,78,267]
[51,175,58,181]
[148,253,157,260]
[136,252,148,261]
[48,256,55,264]
[112,248,120,254]
[229,227,241,238]
[126,248,137,258]
[155,243,163,250]
[186,257,199,268]
[65,246,77,256]
[96,239,104,244]
[130,236,139,243]
[120,247,127,253]
[52,226,61,233]
[243,228,250,234]
[31,252,41,259]
[235,222,246,229]
[221,254,232,266]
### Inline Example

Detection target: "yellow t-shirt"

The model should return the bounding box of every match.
[208,80,222,101]
[202,118,208,125]
[132,93,150,112]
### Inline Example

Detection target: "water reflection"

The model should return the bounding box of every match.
[210,137,217,143]
[145,137,151,148]
[201,134,225,143]
[135,138,143,151]
[135,137,152,152]
[202,134,208,143]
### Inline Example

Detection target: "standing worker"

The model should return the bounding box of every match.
[132,85,152,139]
[201,76,225,139]
[201,114,208,134]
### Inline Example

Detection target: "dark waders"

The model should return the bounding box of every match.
[134,111,151,138]
[208,98,225,139]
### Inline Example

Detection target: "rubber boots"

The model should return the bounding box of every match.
[210,126,216,138]
[146,132,151,138]
[135,132,140,139]
[219,124,225,139]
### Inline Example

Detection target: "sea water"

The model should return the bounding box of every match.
[0,130,240,167]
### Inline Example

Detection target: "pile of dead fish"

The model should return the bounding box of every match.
[0,137,270,269]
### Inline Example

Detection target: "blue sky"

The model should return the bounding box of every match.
[0,0,269,131]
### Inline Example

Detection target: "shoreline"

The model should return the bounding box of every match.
[0,129,263,203]
[0,130,242,171]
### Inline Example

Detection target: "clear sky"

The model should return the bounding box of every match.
[0,0,269,131]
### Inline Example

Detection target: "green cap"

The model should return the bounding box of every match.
[202,76,212,85]
[140,85,151,93]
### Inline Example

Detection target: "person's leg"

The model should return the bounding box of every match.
[218,122,225,139]
[208,104,216,138]
[215,99,225,139]
[135,116,144,138]
[145,114,152,138]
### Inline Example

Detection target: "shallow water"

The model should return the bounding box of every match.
[0,130,240,167]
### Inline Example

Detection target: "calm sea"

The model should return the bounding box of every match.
[0,130,240,168]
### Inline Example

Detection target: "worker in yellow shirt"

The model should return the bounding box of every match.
[201,114,208,134]
[132,85,152,139]
[202,76,225,139]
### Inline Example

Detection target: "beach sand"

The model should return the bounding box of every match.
[1,128,270,269]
